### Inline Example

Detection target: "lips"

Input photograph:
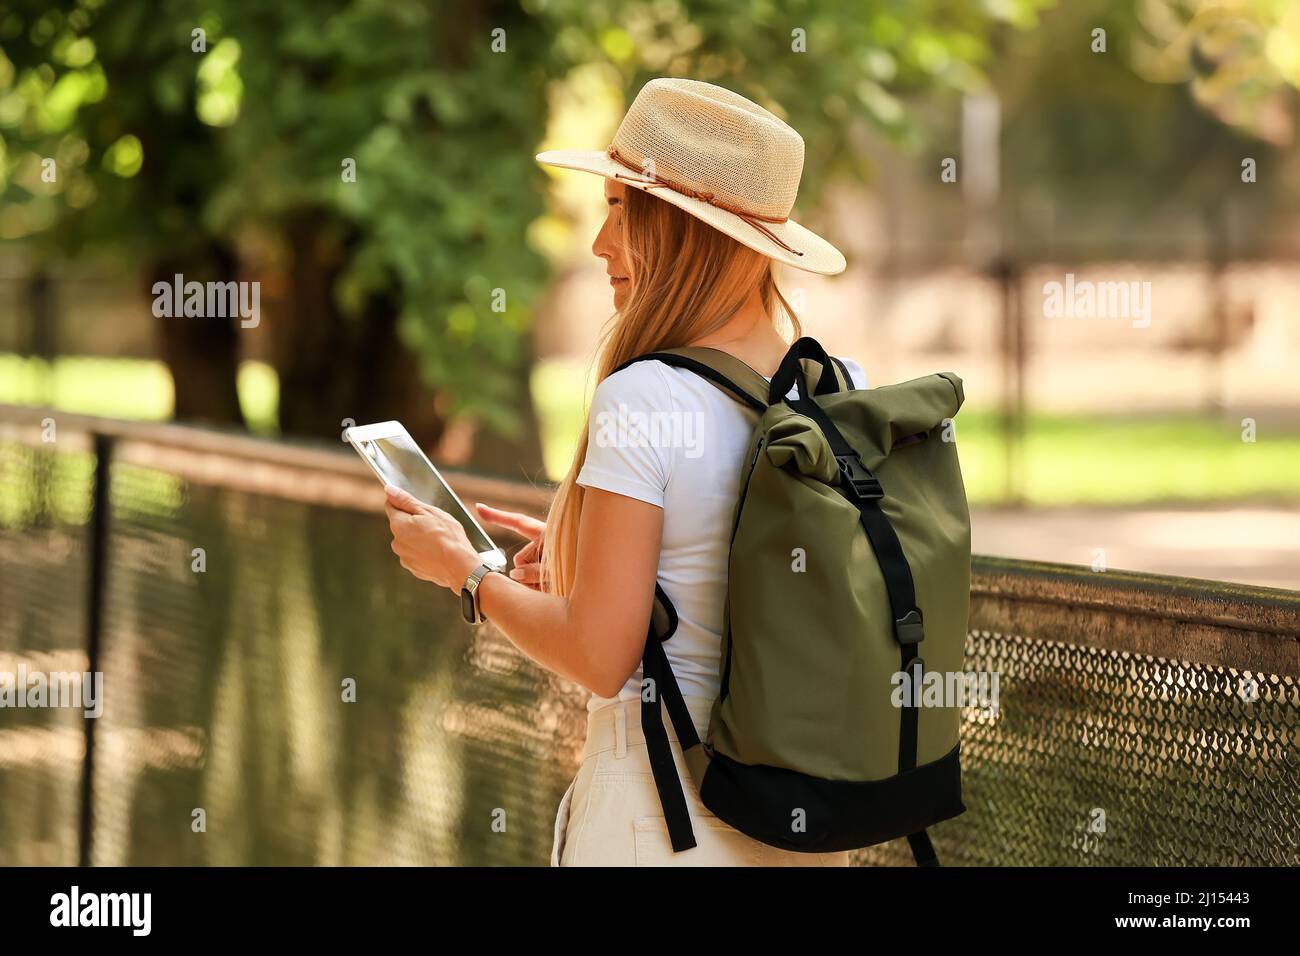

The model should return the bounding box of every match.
[609,276,629,287]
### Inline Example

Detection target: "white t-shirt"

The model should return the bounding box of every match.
[576,354,868,711]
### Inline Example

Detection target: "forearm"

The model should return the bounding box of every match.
[475,571,616,694]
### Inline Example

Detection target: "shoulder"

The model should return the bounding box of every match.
[580,360,678,504]
[591,360,677,411]
[833,356,869,389]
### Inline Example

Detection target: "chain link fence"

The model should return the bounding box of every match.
[1,405,1296,866]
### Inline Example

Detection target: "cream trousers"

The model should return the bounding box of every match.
[551,695,851,867]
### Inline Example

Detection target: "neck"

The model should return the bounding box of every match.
[688,286,790,376]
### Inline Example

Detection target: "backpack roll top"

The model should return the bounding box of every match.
[614,338,972,858]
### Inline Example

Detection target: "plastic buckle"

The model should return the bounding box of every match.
[895,609,925,645]
[836,454,883,500]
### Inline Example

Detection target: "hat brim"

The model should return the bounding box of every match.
[536,149,846,277]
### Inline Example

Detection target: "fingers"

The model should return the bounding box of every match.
[474,502,545,540]
[385,501,415,525]
[508,562,544,587]
[385,484,432,515]
[514,537,540,564]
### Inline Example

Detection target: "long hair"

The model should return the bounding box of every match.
[542,187,801,596]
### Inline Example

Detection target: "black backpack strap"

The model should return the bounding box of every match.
[640,584,703,852]
[784,347,926,779]
[616,340,855,408]
[766,336,854,402]
[614,346,769,413]
[830,355,856,391]
[908,829,941,866]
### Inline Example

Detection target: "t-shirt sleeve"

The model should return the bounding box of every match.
[836,356,869,389]
[576,362,675,508]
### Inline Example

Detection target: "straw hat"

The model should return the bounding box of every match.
[536,78,845,276]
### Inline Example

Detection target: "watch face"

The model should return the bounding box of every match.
[460,587,476,623]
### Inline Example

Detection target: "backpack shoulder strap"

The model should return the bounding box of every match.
[614,346,769,413]
[907,829,941,866]
[830,355,856,391]
[616,342,855,409]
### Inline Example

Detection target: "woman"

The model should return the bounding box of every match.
[384,78,863,866]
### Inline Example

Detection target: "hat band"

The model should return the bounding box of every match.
[606,146,804,259]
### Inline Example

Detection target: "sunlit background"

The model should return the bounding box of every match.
[3,0,1299,585]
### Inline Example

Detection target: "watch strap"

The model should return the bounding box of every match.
[461,562,496,624]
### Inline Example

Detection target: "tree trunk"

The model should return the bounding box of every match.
[151,245,246,427]
[273,211,446,449]
[271,209,547,479]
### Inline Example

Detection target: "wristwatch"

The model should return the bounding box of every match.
[460,562,497,625]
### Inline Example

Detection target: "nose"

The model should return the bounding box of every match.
[591,219,613,263]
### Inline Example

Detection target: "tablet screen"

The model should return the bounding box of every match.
[359,433,495,553]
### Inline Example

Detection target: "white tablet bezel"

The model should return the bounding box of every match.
[345,421,507,572]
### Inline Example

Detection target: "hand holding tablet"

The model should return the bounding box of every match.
[347,421,517,624]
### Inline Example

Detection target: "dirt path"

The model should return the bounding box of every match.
[972,504,1300,591]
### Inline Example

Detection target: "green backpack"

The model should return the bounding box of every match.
[616,336,970,865]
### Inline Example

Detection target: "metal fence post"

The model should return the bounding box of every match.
[78,431,112,867]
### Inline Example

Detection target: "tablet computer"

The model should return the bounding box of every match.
[345,420,507,572]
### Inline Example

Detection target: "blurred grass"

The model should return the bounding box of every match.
[0,354,279,434]
[3,354,1298,505]
[951,411,1300,505]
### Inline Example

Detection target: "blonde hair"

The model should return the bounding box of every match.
[542,187,801,597]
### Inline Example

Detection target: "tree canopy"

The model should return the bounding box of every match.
[7,0,1291,450]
